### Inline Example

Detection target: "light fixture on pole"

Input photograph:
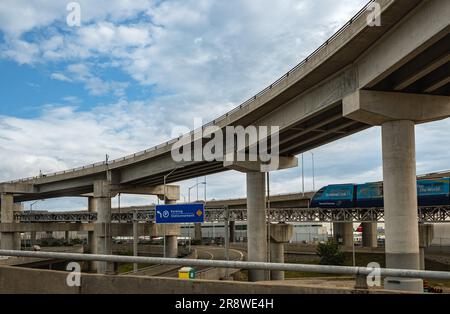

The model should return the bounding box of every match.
[310,151,315,192]
[29,200,43,249]
[188,180,206,203]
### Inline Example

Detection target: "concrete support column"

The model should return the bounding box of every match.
[269,223,293,281]
[333,222,353,247]
[194,223,202,242]
[382,120,422,292]
[133,211,138,272]
[30,231,36,246]
[164,199,178,258]
[165,235,178,258]
[0,194,19,250]
[94,180,113,274]
[229,221,235,243]
[246,172,267,282]
[418,224,434,270]
[87,196,97,272]
[13,203,22,249]
[65,231,70,243]
[362,222,378,248]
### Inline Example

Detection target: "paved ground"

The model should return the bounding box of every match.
[122,245,244,278]
[265,277,450,294]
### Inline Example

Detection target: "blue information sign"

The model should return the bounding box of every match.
[155,203,205,224]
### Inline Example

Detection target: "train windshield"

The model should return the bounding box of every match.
[312,187,326,199]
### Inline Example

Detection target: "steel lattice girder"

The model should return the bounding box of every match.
[10,206,450,223]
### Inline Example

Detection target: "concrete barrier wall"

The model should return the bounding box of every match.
[0,265,376,294]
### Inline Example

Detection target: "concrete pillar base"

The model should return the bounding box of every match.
[30,232,36,246]
[229,221,235,243]
[270,242,284,281]
[384,278,423,293]
[269,223,293,281]
[165,235,178,258]
[0,234,14,250]
[362,222,378,248]
[333,222,353,247]
[419,248,425,271]
[194,223,202,243]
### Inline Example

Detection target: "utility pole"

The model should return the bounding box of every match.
[302,154,305,196]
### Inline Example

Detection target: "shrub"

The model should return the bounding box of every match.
[316,242,345,266]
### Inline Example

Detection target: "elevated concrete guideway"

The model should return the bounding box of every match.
[1,0,449,291]
[2,0,448,202]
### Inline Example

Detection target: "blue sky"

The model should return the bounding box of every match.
[0,0,449,211]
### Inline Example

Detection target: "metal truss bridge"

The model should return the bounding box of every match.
[13,206,450,223]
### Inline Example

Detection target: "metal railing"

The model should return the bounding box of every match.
[4,1,375,184]
[1,249,450,283]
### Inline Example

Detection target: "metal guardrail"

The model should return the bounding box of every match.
[4,1,375,184]
[12,206,450,223]
[1,250,450,282]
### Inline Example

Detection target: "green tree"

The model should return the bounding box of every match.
[316,242,345,266]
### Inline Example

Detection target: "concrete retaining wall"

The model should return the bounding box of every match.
[0,265,380,294]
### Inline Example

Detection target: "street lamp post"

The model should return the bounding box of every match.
[188,180,206,246]
[162,166,184,258]
[301,154,305,196]
[310,151,315,192]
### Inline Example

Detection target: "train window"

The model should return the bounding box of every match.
[357,183,383,198]
[324,187,352,199]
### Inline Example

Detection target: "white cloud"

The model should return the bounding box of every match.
[51,72,72,82]
[65,63,129,96]
[1,0,368,100]
[2,0,449,212]
[1,39,40,64]
[0,0,154,37]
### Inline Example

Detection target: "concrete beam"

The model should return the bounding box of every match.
[0,183,36,194]
[224,156,298,173]
[0,223,91,233]
[269,223,294,243]
[343,90,450,125]
[356,0,450,88]
[394,53,450,91]
[112,185,180,200]
[151,223,181,237]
